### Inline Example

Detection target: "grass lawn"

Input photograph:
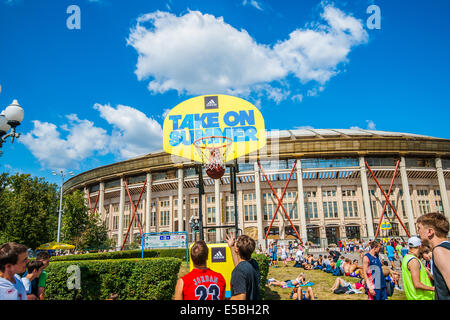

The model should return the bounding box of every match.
[177,261,407,300]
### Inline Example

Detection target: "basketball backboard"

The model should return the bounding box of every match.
[163,94,266,165]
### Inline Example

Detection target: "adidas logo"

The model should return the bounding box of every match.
[204,96,218,109]
[206,99,217,107]
[214,251,224,259]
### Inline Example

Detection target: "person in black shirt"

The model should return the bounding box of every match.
[326,248,340,263]
[226,234,260,300]
[417,212,450,300]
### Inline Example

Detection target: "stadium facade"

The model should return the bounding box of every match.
[63,129,450,249]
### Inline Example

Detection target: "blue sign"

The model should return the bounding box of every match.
[142,232,189,268]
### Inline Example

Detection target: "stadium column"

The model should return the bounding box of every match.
[117,177,125,250]
[178,168,184,232]
[145,173,152,234]
[215,179,221,242]
[238,190,244,236]
[336,184,346,239]
[296,160,307,243]
[99,181,105,220]
[254,162,265,250]
[400,156,416,235]
[359,156,375,240]
[317,185,327,247]
[436,158,450,220]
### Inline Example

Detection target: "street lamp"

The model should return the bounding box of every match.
[0,99,25,155]
[53,170,74,242]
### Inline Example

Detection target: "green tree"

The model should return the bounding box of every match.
[0,173,59,249]
[62,190,109,250]
[79,212,110,250]
[61,190,90,246]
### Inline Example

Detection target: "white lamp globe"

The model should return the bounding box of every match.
[0,114,11,135]
[4,99,24,127]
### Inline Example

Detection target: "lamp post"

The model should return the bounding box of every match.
[53,170,74,242]
[0,99,25,155]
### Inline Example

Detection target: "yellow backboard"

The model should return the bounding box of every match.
[189,242,234,298]
[163,94,266,163]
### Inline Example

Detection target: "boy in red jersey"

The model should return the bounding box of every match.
[174,240,226,300]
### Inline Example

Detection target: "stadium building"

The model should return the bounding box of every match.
[64,128,450,249]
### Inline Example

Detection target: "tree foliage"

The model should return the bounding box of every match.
[62,190,109,250]
[0,173,59,249]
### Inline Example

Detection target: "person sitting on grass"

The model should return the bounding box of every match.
[322,255,332,272]
[348,259,363,278]
[267,273,306,288]
[313,255,323,270]
[293,246,304,268]
[330,277,366,293]
[301,255,313,270]
[342,258,352,276]
[289,274,315,300]
[330,259,342,276]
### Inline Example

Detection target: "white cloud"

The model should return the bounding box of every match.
[242,0,263,11]
[127,10,285,97]
[293,125,314,130]
[21,104,163,170]
[21,116,109,170]
[127,5,368,101]
[366,120,376,130]
[291,94,304,103]
[349,120,376,131]
[94,103,163,159]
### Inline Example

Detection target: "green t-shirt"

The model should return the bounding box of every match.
[396,245,403,256]
[401,254,434,300]
[38,270,47,288]
[336,260,343,268]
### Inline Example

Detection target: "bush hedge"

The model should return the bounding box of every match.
[252,253,270,299]
[49,248,187,262]
[45,258,181,300]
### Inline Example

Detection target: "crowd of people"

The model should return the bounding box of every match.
[0,244,50,300]
[263,212,449,301]
[1,212,448,301]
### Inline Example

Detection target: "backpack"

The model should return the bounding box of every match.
[334,286,349,294]
[385,280,395,297]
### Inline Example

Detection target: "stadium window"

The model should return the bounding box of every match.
[418,200,431,214]
[434,190,441,197]
[207,207,216,223]
[371,201,378,218]
[323,202,328,218]
[436,201,443,213]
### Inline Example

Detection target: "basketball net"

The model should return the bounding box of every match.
[194,136,233,179]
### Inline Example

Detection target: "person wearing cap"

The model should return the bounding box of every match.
[401,236,435,300]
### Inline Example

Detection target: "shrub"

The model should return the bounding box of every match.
[49,248,187,262]
[45,258,181,300]
[252,253,270,300]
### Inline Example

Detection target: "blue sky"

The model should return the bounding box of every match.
[0,0,449,185]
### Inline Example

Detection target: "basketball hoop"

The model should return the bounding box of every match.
[194,136,233,179]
